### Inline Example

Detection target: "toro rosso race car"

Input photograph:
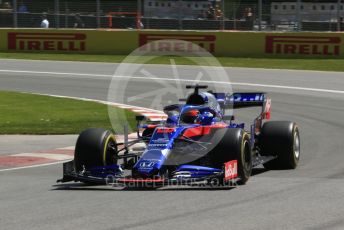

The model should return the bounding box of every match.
[57,85,300,187]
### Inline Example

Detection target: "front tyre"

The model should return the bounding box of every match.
[260,121,300,170]
[74,128,117,172]
[212,129,252,185]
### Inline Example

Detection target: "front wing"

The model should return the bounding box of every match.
[57,161,239,187]
[57,155,275,187]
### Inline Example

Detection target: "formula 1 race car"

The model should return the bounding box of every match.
[57,85,300,187]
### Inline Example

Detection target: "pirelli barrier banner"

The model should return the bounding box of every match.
[1,29,343,58]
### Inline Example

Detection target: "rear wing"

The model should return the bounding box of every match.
[227,92,266,109]
[214,92,271,119]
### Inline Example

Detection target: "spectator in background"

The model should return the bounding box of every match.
[73,13,85,28]
[18,1,28,13]
[40,14,49,28]
[206,6,215,20]
[138,19,144,29]
[2,1,12,9]
[243,7,253,21]
[243,7,254,30]
[215,4,223,20]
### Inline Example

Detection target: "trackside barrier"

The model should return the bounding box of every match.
[1,29,344,58]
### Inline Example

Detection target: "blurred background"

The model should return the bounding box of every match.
[0,0,343,31]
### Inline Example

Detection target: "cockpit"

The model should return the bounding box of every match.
[163,85,223,125]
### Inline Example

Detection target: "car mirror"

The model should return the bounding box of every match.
[136,115,146,121]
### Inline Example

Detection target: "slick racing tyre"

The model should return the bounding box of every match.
[260,121,300,170]
[212,129,252,185]
[74,128,117,172]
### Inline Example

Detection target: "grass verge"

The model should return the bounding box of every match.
[1,52,344,72]
[0,91,137,134]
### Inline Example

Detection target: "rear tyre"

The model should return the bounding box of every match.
[260,121,300,170]
[74,128,117,172]
[211,129,252,185]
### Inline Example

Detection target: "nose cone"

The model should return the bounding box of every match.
[133,149,168,177]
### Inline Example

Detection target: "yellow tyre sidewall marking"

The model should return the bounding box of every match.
[241,132,249,159]
[103,134,116,166]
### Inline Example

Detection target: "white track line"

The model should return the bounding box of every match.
[58,146,75,150]
[132,109,151,112]
[1,69,344,94]
[141,113,167,117]
[112,75,344,95]
[0,69,110,78]
[0,160,72,172]
[2,58,342,74]
[13,153,73,161]
[33,93,165,114]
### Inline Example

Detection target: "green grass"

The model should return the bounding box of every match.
[0,91,137,134]
[1,52,344,71]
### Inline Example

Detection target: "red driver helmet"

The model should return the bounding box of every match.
[181,109,200,124]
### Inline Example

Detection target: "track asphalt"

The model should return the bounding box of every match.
[1,59,344,230]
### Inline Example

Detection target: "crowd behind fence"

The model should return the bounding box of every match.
[0,0,343,31]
